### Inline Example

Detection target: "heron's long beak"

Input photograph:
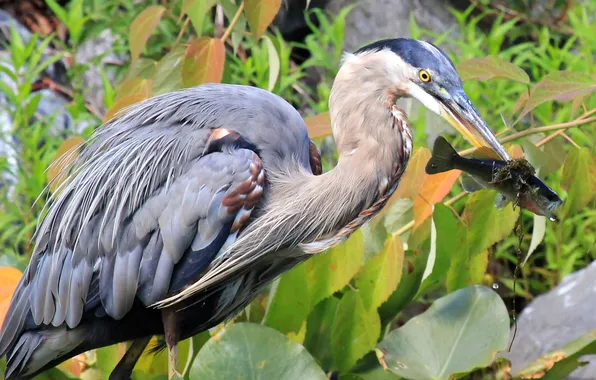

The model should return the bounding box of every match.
[409,83,510,160]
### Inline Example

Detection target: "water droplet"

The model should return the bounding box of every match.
[549,217,556,222]
[492,283,499,289]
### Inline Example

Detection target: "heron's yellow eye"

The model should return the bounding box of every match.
[419,70,431,82]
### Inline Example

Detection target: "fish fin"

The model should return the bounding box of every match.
[425,136,459,174]
[495,193,512,209]
[469,146,501,160]
[461,173,488,193]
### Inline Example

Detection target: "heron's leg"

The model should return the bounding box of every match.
[109,336,152,380]
[161,308,180,379]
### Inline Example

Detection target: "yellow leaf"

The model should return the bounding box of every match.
[48,136,86,193]
[413,170,461,228]
[182,37,226,87]
[244,0,282,39]
[0,267,22,326]
[104,93,149,122]
[304,112,332,139]
[393,148,431,200]
[129,5,166,63]
[114,78,151,102]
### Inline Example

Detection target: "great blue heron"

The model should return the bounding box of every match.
[0,38,509,379]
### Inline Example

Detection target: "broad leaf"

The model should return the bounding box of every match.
[515,71,596,123]
[244,0,282,39]
[263,264,310,334]
[356,235,404,311]
[152,46,185,95]
[331,291,381,373]
[515,330,596,379]
[413,170,460,228]
[182,37,225,87]
[190,323,326,379]
[263,36,280,92]
[104,93,148,122]
[306,231,364,307]
[182,0,217,36]
[457,56,530,84]
[560,148,596,216]
[462,190,519,256]
[304,297,340,370]
[376,286,509,379]
[305,112,332,139]
[129,6,166,63]
[48,136,85,193]
[393,148,431,200]
[221,0,247,54]
[114,78,151,101]
[419,204,463,294]
[0,267,21,326]
[382,198,413,234]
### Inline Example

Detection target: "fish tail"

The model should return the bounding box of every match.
[425,136,460,174]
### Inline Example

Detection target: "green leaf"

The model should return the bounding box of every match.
[306,230,364,307]
[376,286,509,380]
[331,291,381,373]
[515,71,596,123]
[244,0,282,39]
[129,5,166,63]
[303,297,340,370]
[382,199,414,234]
[190,323,326,379]
[515,330,596,379]
[560,148,596,216]
[457,55,530,84]
[221,1,247,54]
[520,138,563,177]
[419,204,464,294]
[462,190,519,256]
[182,0,217,36]
[263,263,310,334]
[262,36,280,92]
[522,214,545,266]
[151,46,185,95]
[356,236,404,311]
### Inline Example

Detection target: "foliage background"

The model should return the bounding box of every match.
[0,0,595,379]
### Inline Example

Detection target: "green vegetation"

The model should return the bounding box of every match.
[0,1,594,379]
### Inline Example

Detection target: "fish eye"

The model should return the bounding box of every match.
[419,69,431,82]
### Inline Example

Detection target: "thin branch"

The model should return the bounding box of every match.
[221,2,245,43]
[174,16,191,47]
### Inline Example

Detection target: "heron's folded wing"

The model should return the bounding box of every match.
[0,145,264,356]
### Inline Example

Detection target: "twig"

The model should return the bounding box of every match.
[174,16,191,47]
[221,2,244,43]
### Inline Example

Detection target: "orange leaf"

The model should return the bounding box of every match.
[457,56,530,84]
[508,144,524,159]
[244,0,282,39]
[304,112,332,139]
[129,5,166,63]
[393,148,431,200]
[48,136,86,193]
[182,37,226,87]
[104,92,149,122]
[0,267,22,326]
[413,170,461,228]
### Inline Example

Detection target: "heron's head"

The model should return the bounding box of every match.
[347,38,508,159]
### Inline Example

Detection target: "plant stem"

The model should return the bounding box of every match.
[459,115,596,156]
[174,16,191,46]
[221,2,244,43]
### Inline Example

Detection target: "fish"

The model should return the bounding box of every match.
[425,136,563,221]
